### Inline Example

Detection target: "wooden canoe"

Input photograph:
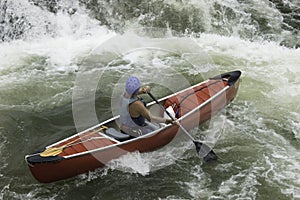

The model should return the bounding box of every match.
[25,70,241,183]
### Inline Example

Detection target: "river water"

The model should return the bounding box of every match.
[0,0,300,199]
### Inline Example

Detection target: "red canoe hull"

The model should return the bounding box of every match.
[26,71,241,183]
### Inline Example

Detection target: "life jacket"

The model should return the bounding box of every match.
[120,94,160,137]
[120,95,147,130]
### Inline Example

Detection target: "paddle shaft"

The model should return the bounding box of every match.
[148,92,196,142]
[148,92,218,162]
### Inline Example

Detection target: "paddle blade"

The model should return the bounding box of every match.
[40,147,64,157]
[194,141,218,162]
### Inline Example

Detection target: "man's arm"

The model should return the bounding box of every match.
[134,101,172,124]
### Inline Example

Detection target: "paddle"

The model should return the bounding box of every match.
[40,126,108,157]
[147,92,217,162]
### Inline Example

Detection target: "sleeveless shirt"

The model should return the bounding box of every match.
[120,95,146,128]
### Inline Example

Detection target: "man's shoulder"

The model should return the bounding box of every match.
[131,100,144,106]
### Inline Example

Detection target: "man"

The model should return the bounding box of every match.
[120,76,174,137]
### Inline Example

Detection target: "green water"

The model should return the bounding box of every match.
[1,0,300,199]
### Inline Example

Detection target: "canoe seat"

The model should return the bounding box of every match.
[106,128,130,140]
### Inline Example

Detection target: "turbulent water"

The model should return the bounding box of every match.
[0,0,300,199]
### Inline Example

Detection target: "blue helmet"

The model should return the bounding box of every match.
[126,76,140,95]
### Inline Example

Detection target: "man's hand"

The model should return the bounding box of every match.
[165,118,179,125]
[139,86,151,94]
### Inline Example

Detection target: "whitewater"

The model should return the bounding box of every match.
[0,0,300,199]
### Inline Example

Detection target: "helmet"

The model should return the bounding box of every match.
[126,76,140,95]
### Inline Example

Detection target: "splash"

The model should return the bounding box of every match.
[106,151,151,176]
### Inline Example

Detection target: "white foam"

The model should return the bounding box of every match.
[96,134,191,177]
[0,7,114,111]
[183,165,212,199]
[106,151,151,176]
[195,34,300,115]
[290,112,300,140]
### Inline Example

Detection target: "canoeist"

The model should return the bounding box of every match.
[120,76,174,137]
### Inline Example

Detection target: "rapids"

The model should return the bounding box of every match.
[0,0,299,199]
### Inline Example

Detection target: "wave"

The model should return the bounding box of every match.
[0,1,300,199]
[1,0,299,47]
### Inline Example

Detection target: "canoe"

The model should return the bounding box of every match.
[25,70,241,183]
